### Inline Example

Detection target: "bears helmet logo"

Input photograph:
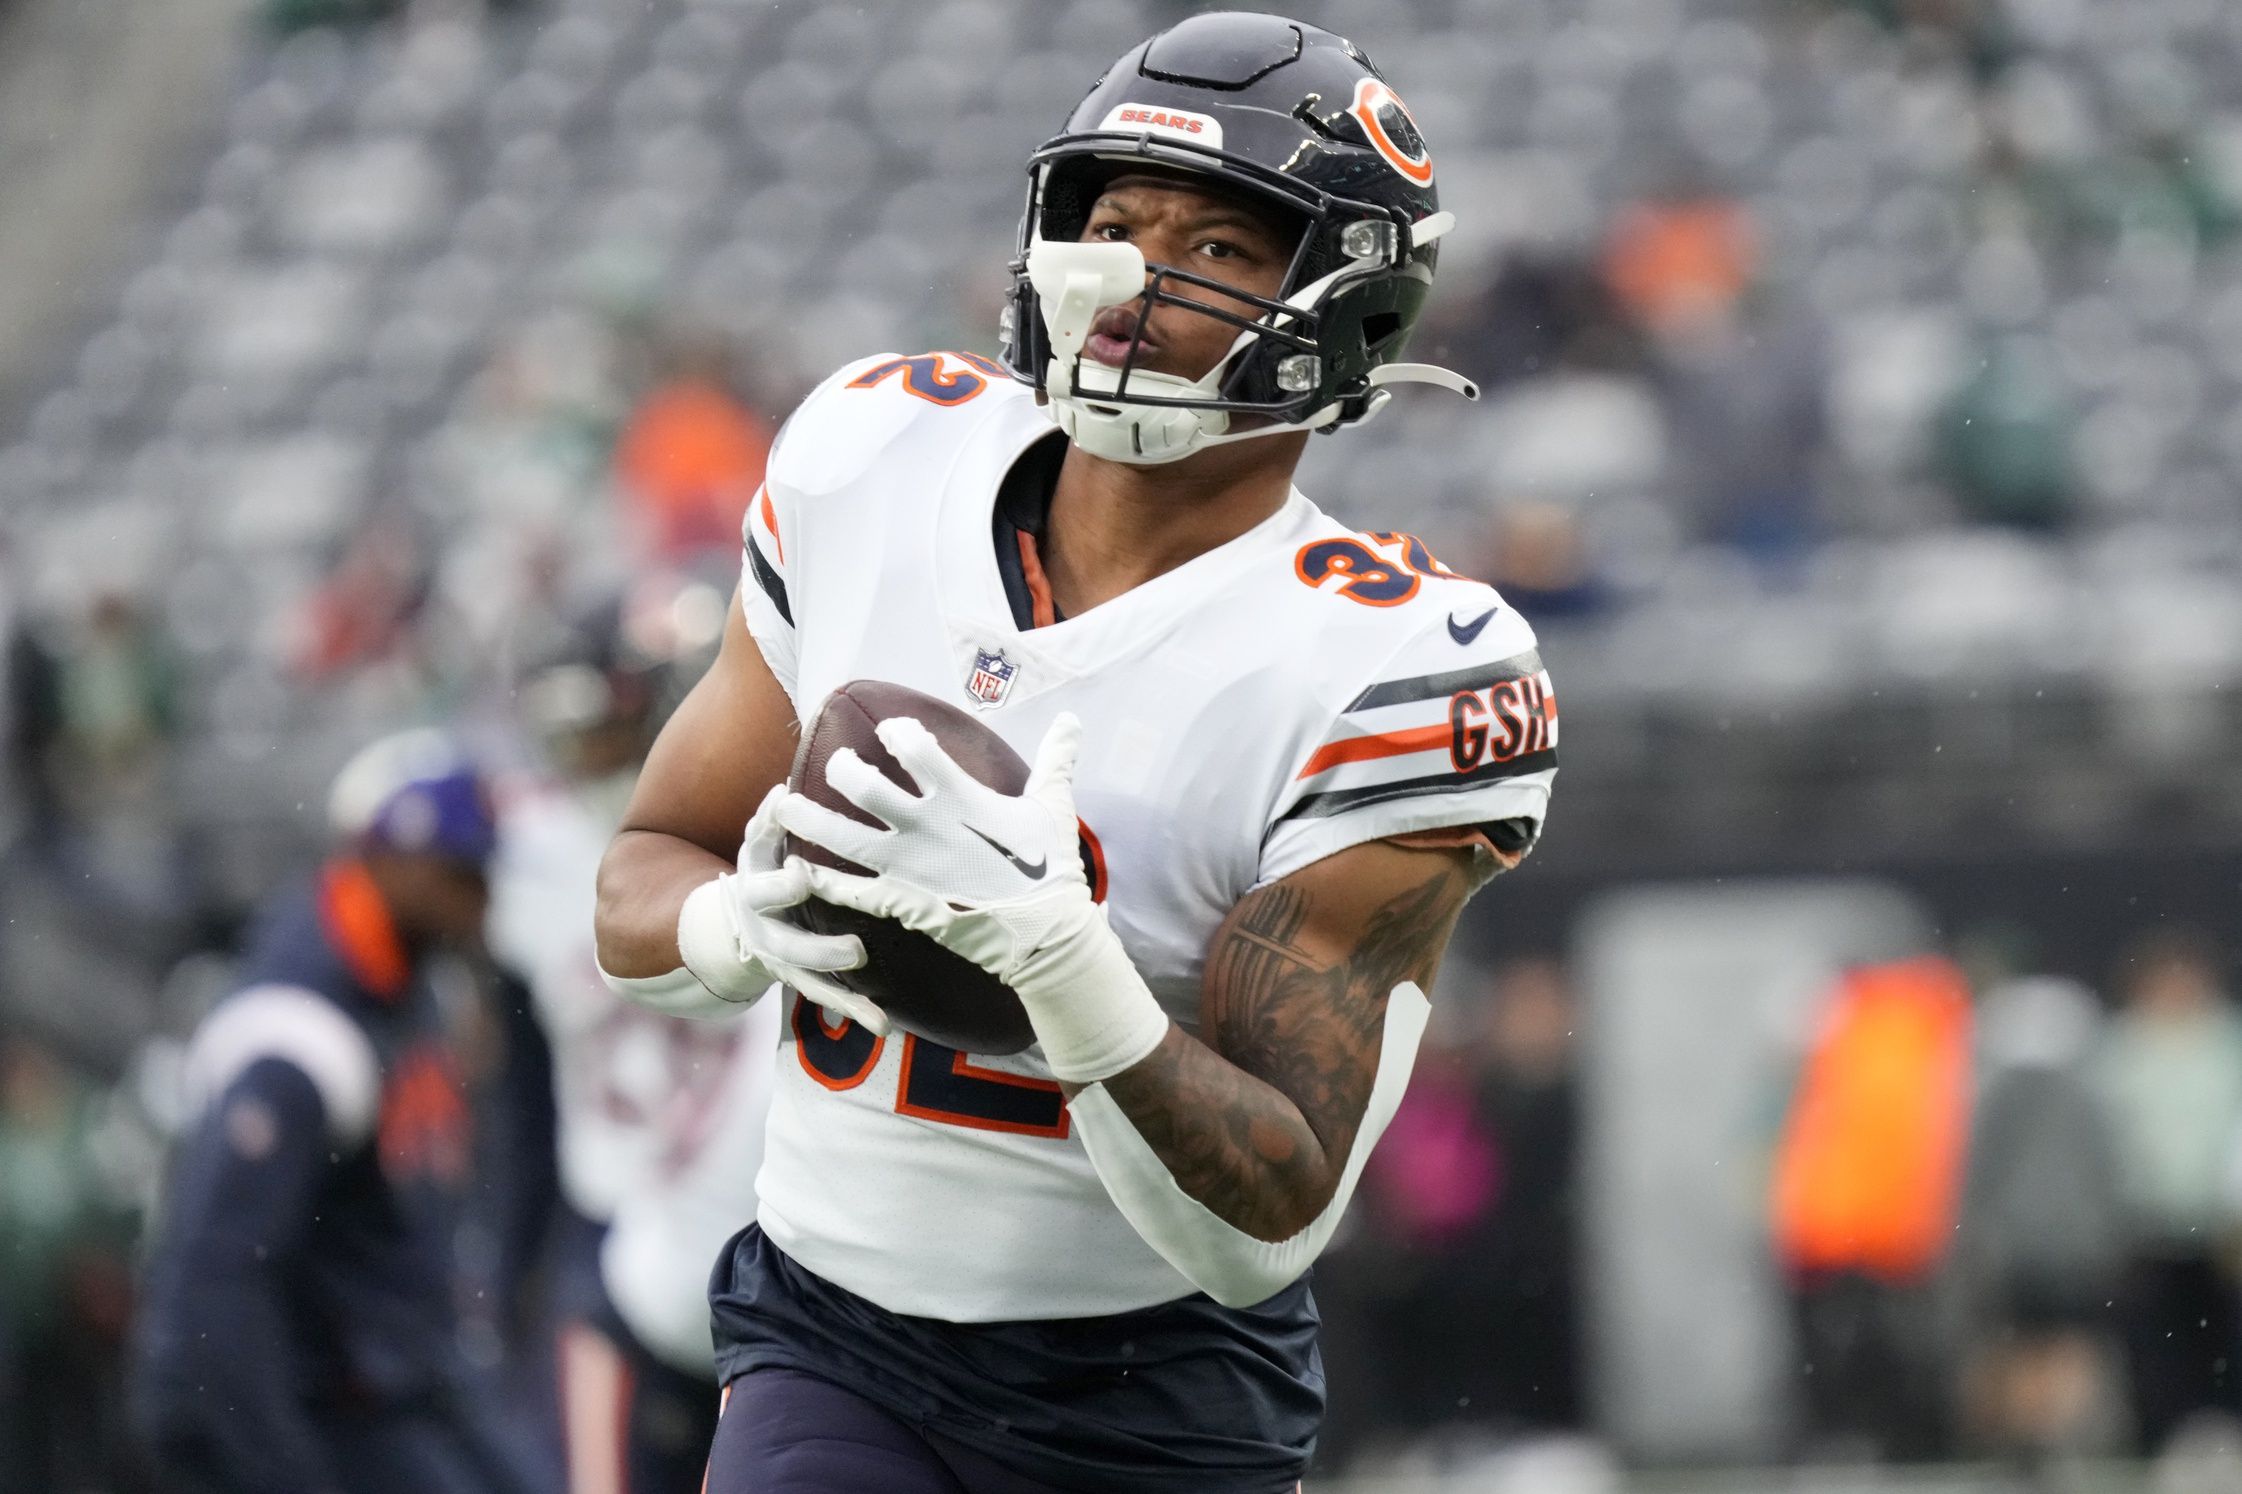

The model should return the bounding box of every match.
[1347,78,1433,187]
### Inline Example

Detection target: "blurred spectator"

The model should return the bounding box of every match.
[1473,372,1667,517]
[452,317,631,526]
[3,606,62,848]
[1436,256,1645,395]
[484,607,764,1494]
[1771,956,1974,1461]
[1648,298,1830,564]
[295,518,432,683]
[1601,193,1757,344]
[1321,957,1583,1468]
[1458,955,1586,1432]
[2094,928,2242,1453]
[612,335,772,565]
[1850,0,2021,80]
[1602,182,1831,561]
[0,1035,142,1494]
[52,593,179,811]
[1480,502,1611,622]
[30,593,197,946]
[1956,977,2128,1458]
[1933,337,2075,531]
[130,732,536,1494]
[1452,252,1664,600]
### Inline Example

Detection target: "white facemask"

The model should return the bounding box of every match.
[1025,239,1246,464]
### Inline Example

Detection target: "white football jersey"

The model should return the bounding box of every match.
[600,994,779,1375]
[741,351,1555,1321]
[488,780,760,1225]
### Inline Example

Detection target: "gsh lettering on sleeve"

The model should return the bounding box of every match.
[1448,674,1556,770]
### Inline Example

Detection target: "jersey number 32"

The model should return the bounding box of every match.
[790,997,1070,1139]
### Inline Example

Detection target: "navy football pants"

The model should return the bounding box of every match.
[703,1367,1076,1494]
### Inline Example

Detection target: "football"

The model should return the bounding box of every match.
[782,679,1038,1055]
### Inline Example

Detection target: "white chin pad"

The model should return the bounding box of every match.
[1027,239,1145,366]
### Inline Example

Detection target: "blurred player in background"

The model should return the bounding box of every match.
[130,731,535,1494]
[596,14,1555,1492]
[590,999,776,1483]
[488,609,777,1494]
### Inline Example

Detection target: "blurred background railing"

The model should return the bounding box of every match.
[3,0,2242,1489]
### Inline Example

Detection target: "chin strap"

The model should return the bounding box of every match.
[1368,362,1480,400]
[1410,209,1457,250]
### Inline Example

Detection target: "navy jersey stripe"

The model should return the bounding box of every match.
[1345,648,1543,713]
[1275,747,1557,824]
[747,539,793,626]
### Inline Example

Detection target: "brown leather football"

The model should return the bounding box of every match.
[782,680,1037,1055]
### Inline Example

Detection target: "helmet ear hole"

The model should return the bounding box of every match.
[1361,312,1403,351]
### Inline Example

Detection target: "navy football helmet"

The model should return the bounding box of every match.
[1001,11,1477,464]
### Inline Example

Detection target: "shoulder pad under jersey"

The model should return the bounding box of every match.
[768,351,1026,499]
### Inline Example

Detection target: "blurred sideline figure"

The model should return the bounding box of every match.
[1320,954,1583,1468]
[1770,956,1973,1462]
[2094,929,2242,1452]
[129,731,535,1494]
[0,1035,144,1493]
[489,613,775,1493]
[590,1000,776,1486]
[1956,976,2127,1458]
[611,335,774,567]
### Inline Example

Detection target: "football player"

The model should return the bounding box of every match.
[489,621,778,1493]
[132,732,536,1494]
[595,14,1557,1492]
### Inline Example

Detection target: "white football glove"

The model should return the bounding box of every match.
[771,713,1169,1080]
[666,785,891,1034]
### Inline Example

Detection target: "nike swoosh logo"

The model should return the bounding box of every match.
[969,825,1047,880]
[1447,606,1500,645]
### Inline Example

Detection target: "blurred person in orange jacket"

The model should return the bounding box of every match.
[612,336,772,565]
[1771,955,1973,1461]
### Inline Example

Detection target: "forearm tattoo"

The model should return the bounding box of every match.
[1097,864,1468,1243]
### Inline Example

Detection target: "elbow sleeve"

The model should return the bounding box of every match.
[1067,982,1431,1308]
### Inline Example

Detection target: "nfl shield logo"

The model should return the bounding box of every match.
[965,647,1017,708]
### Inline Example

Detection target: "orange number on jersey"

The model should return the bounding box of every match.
[790,817,1107,1136]
[1367,530,1465,581]
[1295,537,1420,606]
[845,352,1004,407]
[790,996,1069,1135]
[1296,530,1475,607]
[792,995,884,1089]
[894,1035,1069,1137]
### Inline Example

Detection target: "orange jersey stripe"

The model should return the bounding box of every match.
[757,486,783,563]
[1296,723,1450,780]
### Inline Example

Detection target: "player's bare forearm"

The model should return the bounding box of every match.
[594,831,733,977]
[593,589,801,977]
[1083,846,1471,1242]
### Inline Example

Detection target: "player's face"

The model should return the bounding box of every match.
[374,851,490,953]
[1078,175,1297,383]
